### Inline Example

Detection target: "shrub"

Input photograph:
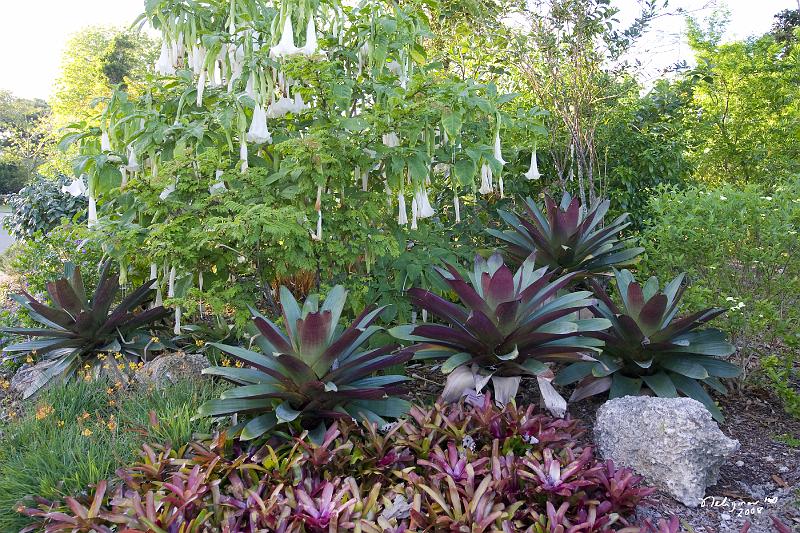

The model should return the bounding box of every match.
[1,261,168,397]
[199,285,414,440]
[556,269,738,421]
[390,252,609,408]
[3,174,86,239]
[0,379,221,532]
[641,180,800,413]
[21,396,655,532]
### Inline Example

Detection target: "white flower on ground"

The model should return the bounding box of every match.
[246,105,272,144]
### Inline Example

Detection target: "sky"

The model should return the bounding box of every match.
[0,0,797,100]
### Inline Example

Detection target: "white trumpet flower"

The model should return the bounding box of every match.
[196,68,207,107]
[410,198,418,230]
[150,263,158,280]
[245,73,257,100]
[382,132,400,148]
[210,169,227,195]
[125,146,140,172]
[498,174,504,198]
[454,194,461,223]
[120,167,128,187]
[270,17,302,59]
[167,266,176,298]
[240,138,249,172]
[414,187,435,218]
[190,45,206,75]
[246,105,272,144]
[101,131,111,151]
[479,163,493,195]
[155,42,176,75]
[300,18,319,56]
[88,196,98,227]
[174,307,182,335]
[397,191,408,225]
[61,176,87,197]
[493,130,507,166]
[524,149,541,180]
[159,182,176,200]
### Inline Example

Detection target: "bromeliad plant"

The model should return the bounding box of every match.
[2,262,168,398]
[556,269,739,421]
[390,252,610,410]
[198,285,414,440]
[488,192,644,276]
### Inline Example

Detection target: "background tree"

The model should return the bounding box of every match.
[0,91,52,192]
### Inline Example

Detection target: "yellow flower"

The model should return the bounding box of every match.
[108,399,117,407]
[150,336,160,344]
[128,362,137,370]
[25,355,33,364]
[211,264,218,274]
[80,411,90,420]
[107,415,117,431]
[106,387,115,395]
[35,404,54,420]
[235,361,244,368]
[195,339,206,347]
[117,364,125,371]
[98,354,106,360]
[222,357,231,367]
[82,428,93,437]
[57,420,65,427]
[114,352,123,360]
[0,380,9,390]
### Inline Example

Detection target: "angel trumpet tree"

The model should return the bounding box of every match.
[390,253,609,412]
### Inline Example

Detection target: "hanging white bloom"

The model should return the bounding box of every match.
[61,176,87,197]
[125,146,140,172]
[479,163,493,195]
[196,68,207,107]
[159,182,176,200]
[101,131,111,151]
[300,18,319,56]
[88,196,98,227]
[174,307,182,335]
[410,198,418,230]
[240,138,249,172]
[266,96,294,118]
[190,45,207,75]
[167,266,176,298]
[454,194,461,223]
[150,263,158,280]
[524,149,541,180]
[209,169,227,195]
[397,191,408,225]
[245,73,258,100]
[493,130,507,166]
[498,174,504,198]
[155,42,176,75]
[120,167,128,187]
[156,41,175,76]
[313,186,323,241]
[247,105,272,144]
[415,187,435,218]
[387,60,403,76]
[270,17,302,59]
[382,132,400,148]
[292,92,308,113]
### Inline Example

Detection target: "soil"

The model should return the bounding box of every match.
[406,362,800,533]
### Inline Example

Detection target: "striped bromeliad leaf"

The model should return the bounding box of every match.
[198,285,414,440]
[390,252,609,410]
[488,192,644,276]
[556,269,739,421]
[1,261,168,398]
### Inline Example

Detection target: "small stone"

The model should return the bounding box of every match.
[765,455,774,462]
[778,466,788,473]
[594,396,739,507]
[720,513,732,521]
[136,353,210,387]
[735,460,745,467]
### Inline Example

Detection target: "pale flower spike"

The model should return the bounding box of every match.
[415,187,435,218]
[524,148,541,180]
[410,198,418,230]
[126,146,140,172]
[61,176,87,197]
[88,196,98,227]
[454,194,461,223]
[100,131,111,152]
[300,18,318,56]
[269,17,301,59]
[240,138,249,172]
[156,42,176,75]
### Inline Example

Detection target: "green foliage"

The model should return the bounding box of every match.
[199,285,413,440]
[0,379,221,532]
[2,262,168,398]
[684,17,800,183]
[641,181,800,347]
[3,175,87,239]
[488,191,643,275]
[391,252,610,405]
[762,354,800,419]
[558,269,738,422]
[0,90,52,190]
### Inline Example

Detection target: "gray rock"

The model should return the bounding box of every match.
[594,396,739,507]
[136,353,210,387]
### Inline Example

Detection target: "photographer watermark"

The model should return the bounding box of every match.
[701,495,780,518]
